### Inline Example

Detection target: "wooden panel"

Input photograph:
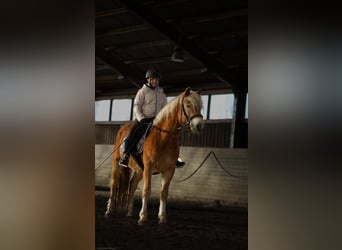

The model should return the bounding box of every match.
[95,124,121,144]
[95,145,248,207]
[95,120,246,147]
[180,122,231,147]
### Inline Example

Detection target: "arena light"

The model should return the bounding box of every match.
[171,46,184,63]
[171,34,184,63]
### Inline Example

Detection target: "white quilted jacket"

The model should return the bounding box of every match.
[133,84,167,121]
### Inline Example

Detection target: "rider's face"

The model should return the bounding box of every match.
[148,77,160,88]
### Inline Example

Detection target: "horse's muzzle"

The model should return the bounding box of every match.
[190,118,204,134]
[196,123,203,131]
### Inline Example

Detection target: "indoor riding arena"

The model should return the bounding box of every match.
[95,146,247,250]
[95,0,248,249]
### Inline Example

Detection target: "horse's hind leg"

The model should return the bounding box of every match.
[158,167,175,224]
[105,178,116,217]
[105,164,121,217]
[126,170,143,217]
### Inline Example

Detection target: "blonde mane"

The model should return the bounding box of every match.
[153,90,202,125]
[153,95,181,125]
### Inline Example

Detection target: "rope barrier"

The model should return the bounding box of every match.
[173,151,212,182]
[95,141,124,170]
[96,146,248,182]
[174,151,248,182]
[211,151,248,180]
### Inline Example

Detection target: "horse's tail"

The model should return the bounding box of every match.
[110,121,134,212]
[116,167,130,211]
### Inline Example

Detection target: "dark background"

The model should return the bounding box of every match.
[0,0,341,250]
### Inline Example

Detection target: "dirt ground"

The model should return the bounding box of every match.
[95,194,247,250]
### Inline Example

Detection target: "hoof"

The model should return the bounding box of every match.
[138,216,147,225]
[137,219,146,226]
[104,212,110,218]
[126,211,133,217]
[158,216,168,224]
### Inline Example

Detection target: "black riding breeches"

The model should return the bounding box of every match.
[124,118,153,155]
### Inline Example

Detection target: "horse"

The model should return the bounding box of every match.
[104,87,204,224]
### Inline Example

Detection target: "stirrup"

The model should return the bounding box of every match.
[119,155,129,168]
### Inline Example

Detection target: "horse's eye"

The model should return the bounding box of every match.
[186,104,191,108]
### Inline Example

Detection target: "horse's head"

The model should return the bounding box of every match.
[181,87,205,134]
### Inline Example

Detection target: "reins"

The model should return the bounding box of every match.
[152,124,185,133]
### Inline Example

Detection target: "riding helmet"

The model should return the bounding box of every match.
[145,67,161,79]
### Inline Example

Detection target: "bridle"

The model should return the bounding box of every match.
[181,100,203,125]
[152,97,203,133]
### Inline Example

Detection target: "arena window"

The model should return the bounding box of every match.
[111,99,132,121]
[209,94,234,119]
[95,100,110,121]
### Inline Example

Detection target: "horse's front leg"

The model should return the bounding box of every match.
[158,166,175,224]
[138,167,152,225]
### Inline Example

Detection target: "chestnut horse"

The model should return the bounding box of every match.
[105,87,204,224]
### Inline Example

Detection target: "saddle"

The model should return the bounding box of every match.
[120,122,153,154]
[120,122,153,170]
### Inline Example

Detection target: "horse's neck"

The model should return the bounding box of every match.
[154,104,182,133]
[155,119,180,134]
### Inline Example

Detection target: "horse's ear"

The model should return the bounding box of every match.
[197,89,202,94]
[184,87,191,97]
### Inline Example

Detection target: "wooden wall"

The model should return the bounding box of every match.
[95,145,248,207]
[96,120,248,148]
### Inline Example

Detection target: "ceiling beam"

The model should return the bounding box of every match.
[123,54,192,65]
[95,88,138,100]
[166,9,248,25]
[149,0,191,8]
[95,46,142,87]
[96,24,150,38]
[161,81,232,95]
[121,0,238,87]
[105,39,173,51]
[96,7,128,18]
[195,29,248,41]
[162,68,208,78]
[95,82,231,100]
[95,64,115,72]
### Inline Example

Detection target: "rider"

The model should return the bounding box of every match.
[119,67,186,168]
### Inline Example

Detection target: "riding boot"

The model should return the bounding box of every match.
[175,157,186,168]
[119,154,130,168]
